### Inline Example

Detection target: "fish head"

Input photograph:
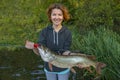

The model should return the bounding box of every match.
[37,45,55,62]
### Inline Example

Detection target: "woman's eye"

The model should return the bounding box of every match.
[59,14,62,16]
[52,14,56,16]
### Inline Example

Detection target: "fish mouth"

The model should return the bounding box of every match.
[37,47,54,62]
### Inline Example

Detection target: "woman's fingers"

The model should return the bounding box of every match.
[25,40,34,49]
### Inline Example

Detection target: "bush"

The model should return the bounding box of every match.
[71,27,120,80]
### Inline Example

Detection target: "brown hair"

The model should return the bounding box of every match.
[47,3,70,22]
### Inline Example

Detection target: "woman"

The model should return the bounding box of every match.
[25,3,72,80]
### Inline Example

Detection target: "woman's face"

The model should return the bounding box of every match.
[51,8,63,26]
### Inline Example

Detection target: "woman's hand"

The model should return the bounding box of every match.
[25,40,34,49]
[62,51,71,55]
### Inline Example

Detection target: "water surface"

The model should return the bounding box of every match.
[0,48,95,80]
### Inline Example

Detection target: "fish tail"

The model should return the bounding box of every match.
[96,62,106,75]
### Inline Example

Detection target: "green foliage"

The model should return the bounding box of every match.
[71,27,120,80]
[0,0,120,49]
[0,0,49,48]
[68,0,120,33]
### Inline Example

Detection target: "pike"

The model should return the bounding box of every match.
[33,45,106,76]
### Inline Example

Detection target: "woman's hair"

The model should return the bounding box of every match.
[47,3,70,22]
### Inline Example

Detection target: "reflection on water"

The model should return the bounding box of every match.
[31,70,44,75]
[0,66,46,80]
[0,49,46,80]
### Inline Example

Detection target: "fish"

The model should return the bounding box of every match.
[33,45,106,76]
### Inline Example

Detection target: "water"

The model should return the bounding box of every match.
[0,48,96,80]
[0,49,46,80]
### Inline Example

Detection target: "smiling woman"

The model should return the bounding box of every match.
[47,3,70,22]
[51,8,63,32]
[47,3,70,32]
[25,3,72,80]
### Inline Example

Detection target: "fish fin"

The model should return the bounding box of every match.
[48,62,53,71]
[96,62,106,75]
[72,53,96,60]
[86,55,96,60]
[85,67,93,73]
[70,68,76,73]
[33,48,39,55]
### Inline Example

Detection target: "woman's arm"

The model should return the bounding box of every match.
[63,31,72,51]
[62,30,72,55]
